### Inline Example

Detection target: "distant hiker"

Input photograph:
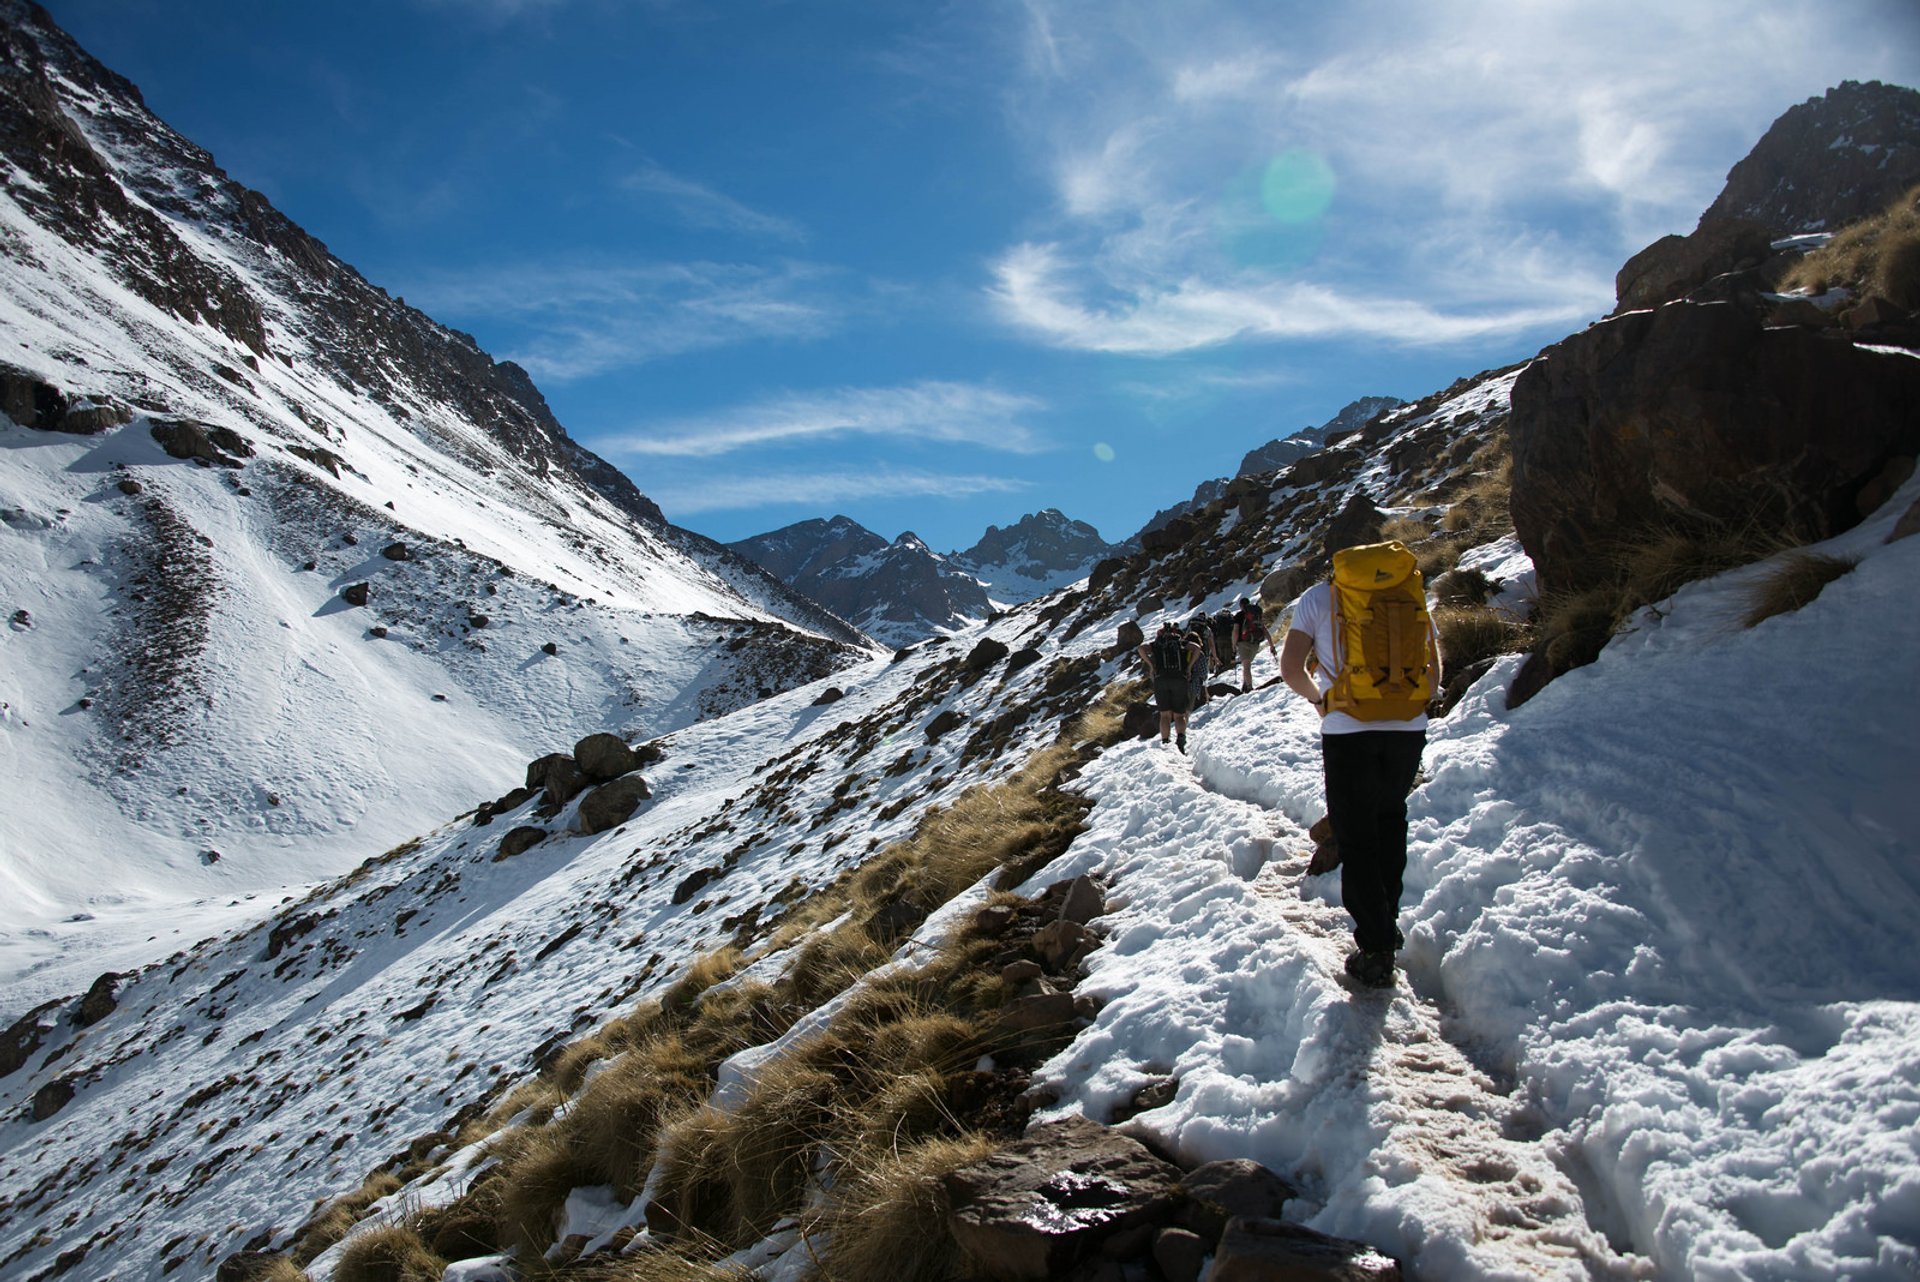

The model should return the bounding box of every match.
[1210,606,1237,682]
[1279,540,1441,989]
[1233,597,1277,694]
[1185,615,1216,708]
[1140,620,1200,753]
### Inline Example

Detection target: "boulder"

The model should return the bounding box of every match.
[1209,1216,1402,1281]
[1088,556,1127,594]
[925,709,965,742]
[964,636,1011,675]
[496,827,546,860]
[811,686,844,705]
[1510,301,1920,600]
[150,419,252,466]
[1153,1227,1209,1282]
[1177,1159,1297,1241]
[340,582,371,607]
[1321,494,1384,564]
[1613,218,1776,312]
[380,542,412,561]
[74,971,128,1028]
[572,732,637,783]
[1260,563,1311,608]
[1114,619,1144,658]
[1,999,63,1077]
[576,774,650,834]
[525,753,585,805]
[30,1076,76,1121]
[1055,875,1104,927]
[0,364,130,434]
[1120,701,1159,740]
[943,1116,1183,1280]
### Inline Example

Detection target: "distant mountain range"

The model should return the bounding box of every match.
[729,508,1120,648]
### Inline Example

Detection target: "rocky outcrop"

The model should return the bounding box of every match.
[1509,301,1920,601]
[0,365,131,434]
[150,419,253,467]
[1614,218,1777,312]
[942,1116,1183,1280]
[1699,80,1920,235]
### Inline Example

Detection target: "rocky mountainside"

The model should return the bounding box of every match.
[730,508,1122,648]
[1136,395,1405,537]
[0,0,873,1006]
[1700,79,1920,233]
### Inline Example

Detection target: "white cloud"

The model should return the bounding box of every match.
[608,381,1048,458]
[619,161,807,242]
[645,464,1031,515]
[988,241,1604,354]
[985,0,1920,354]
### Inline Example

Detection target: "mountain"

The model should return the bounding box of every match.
[1136,395,1405,537]
[0,0,874,1007]
[729,509,1123,649]
[1699,79,1920,233]
[951,508,1122,604]
[1,23,1917,1282]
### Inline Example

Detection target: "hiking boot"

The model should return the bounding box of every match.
[1343,948,1395,989]
[1176,732,1187,753]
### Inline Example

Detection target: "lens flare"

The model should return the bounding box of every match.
[1260,148,1336,224]
[1093,442,1116,462]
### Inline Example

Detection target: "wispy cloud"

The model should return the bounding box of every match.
[644,464,1031,516]
[988,0,1920,355]
[988,241,1604,354]
[619,160,807,242]
[397,259,839,381]
[607,381,1048,458]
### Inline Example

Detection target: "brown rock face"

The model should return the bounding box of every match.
[1698,80,1920,235]
[1209,1216,1402,1281]
[1614,219,1776,313]
[576,774,650,834]
[943,1116,1183,1280]
[571,732,637,782]
[1509,301,1920,600]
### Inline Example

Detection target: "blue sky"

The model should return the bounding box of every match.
[43,1,1920,553]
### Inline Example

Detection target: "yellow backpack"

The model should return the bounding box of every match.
[1323,541,1436,721]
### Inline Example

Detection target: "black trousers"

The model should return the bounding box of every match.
[1322,730,1426,953]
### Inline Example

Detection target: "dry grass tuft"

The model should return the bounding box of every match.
[332,1224,447,1282]
[290,1172,403,1265]
[1781,183,1920,306]
[662,946,745,1013]
[1434,605,1530,672]
[1743,552,1858,628]
[817,1134,1001,1282]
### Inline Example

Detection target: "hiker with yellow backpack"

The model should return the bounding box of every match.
[1279,538,1442,989]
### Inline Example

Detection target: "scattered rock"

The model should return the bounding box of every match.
[30,1076,77,1121]
[943,1115,1183,1281]
[380,542,411,561]
[1,999,63,1077]
[116,478,142,496]
[525,753,585,806]
[671,865,720,905]
[573,732,637,783]
[811,686,844,705]
[576,773,651,834]
[495,827,546,860]
[1178,1159,1298,1241]
[367,626,388,639]
[340,582,371,607]
[541,641,558,656]
[74,972,127,1028]
[1152,1227,1209,1282]
[468,613,490,629]
[1056,875,1104,927]
[10,608,30,631]
[925,709,965,742]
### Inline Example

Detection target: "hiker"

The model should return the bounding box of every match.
[1233,597,1277,694]
[1279,540,1441,989]
[1139,620,1200,753]
[1185,615,1215,708]
[1210,606,1237,686]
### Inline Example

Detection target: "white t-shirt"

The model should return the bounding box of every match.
[1289,581,1435,735]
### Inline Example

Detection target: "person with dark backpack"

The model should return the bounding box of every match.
[1139,620,1200,752]
[1232,597,1276,694]
[1185,616,1215,709]
[1279,538,1442,989]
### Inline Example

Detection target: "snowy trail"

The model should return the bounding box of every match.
[1026,691,1647,1279]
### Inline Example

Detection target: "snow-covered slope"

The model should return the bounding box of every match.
[0,2,874,1012]
[4,357,1914,1281]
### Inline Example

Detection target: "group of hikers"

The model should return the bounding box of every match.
[1137,534,1442,990]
